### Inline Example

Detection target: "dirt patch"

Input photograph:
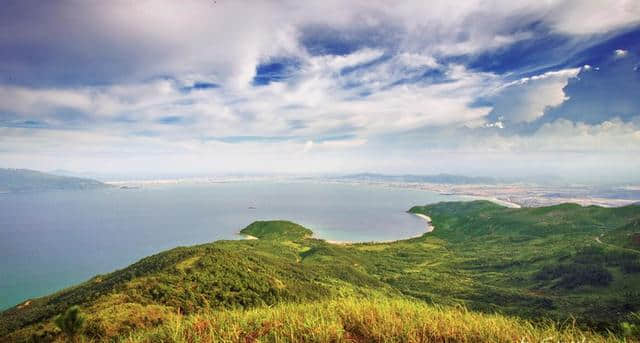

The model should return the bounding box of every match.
[17,300,31,309]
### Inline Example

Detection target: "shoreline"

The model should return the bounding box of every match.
[310,212,436,246]
[412,213,434,233]
[240,212,437,246]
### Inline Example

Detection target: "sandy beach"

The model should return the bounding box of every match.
[413,213,434,233]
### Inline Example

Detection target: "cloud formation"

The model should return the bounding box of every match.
[487,68,581,123]
[0,1,639,179]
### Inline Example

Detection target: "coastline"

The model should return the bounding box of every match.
[412,213,434,233]
[237,216,432,245]
[322,212,436,245]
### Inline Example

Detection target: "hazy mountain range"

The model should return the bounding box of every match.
[0,169,107,193]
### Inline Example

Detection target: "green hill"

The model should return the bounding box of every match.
[240,220,313,240]
[2,201,640,342]
[0,168,107,193]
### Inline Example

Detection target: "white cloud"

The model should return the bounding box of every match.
[614,49,629,58]
[440,117,640,153]
[485,121,504,129]
[303,140,314,153]
[1,1,639,176]
[488,68,581,123]
[5,1,639,87]
[545,0,640,35]
[0,48,499,140]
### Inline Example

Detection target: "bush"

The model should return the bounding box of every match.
[54,306,85,341]
[534,264,572,281]
[534,263,613,289]
[555,264,613,289]
[620,259,640,273]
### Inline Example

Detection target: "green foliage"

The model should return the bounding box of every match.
[555,264,613,289]
[2,201,640,341]
[619,313,640,339]
[54,306,85,339]
[240,220,312,240]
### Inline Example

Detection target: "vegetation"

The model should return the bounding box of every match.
[53,306,85,341]
[2,201,640,342]
[240,220,313,240]
[124,297,618,343]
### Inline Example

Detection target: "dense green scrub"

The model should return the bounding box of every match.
[2,201,639,342]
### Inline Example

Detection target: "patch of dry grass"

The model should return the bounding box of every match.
[122,297,619,343]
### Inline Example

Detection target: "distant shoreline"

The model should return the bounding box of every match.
[412,213,434,233]
[105,178,639,208]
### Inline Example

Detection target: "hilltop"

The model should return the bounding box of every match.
[2,201,640,342]
[0,168,107,193]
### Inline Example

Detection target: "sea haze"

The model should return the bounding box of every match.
[0,181,457,310]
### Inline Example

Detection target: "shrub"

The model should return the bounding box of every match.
[555,264,613,289]
[54,306,85,341]
[534,263,613,289]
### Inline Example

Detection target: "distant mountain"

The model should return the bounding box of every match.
[0,168,108,192]
[48,169,87,178]
[337,173,501,184]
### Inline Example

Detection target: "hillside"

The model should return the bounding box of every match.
[2,201,640,342]
[0,169,107,193]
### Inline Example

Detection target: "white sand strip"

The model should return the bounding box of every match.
[413,213,434,233]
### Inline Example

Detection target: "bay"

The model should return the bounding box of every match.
[0,181,457,310]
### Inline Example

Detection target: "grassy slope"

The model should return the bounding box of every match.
[125,297,618,343]
[2,201,640,342]
[408,201,640,328]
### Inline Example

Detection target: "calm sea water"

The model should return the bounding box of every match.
[0,181,457,310]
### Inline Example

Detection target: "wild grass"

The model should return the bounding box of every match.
[122,297,620,343]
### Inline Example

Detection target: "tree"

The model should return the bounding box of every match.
[54,306,85,341]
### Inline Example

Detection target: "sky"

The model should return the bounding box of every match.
[1,1,639,182]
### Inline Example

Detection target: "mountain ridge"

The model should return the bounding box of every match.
[0,168,107,193]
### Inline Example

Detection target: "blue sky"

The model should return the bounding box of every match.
[0,1,639,181]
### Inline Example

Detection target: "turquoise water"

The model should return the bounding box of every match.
[0,181,457,310]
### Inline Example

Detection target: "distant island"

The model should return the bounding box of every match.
[0,168,108,193]
[2,200,639,341]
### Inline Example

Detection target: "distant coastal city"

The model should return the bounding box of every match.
[106,173,640,209]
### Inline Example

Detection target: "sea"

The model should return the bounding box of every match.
[0,181,458,310]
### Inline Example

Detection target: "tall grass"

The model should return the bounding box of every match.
[122,297,620,343]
